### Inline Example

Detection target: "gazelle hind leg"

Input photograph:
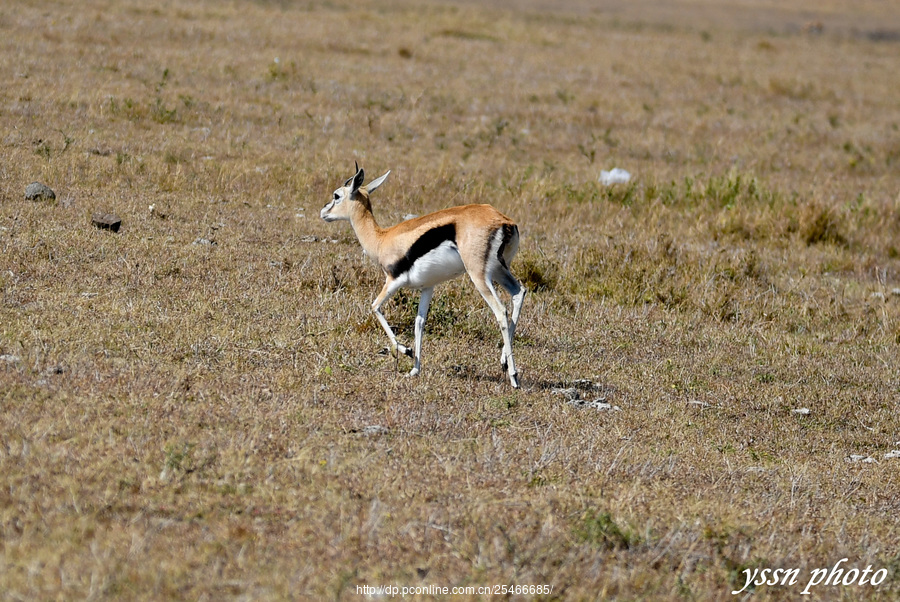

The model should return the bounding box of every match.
[470,274,519,388]
[496,268,525,372]
[408,287,434,377]
[488,224,523,379]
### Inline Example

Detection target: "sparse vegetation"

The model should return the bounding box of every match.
[2,0,900,599]
[575,509,639,550]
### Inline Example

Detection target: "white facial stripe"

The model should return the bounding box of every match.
[322,188,343,215]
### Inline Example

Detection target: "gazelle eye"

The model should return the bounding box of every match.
[333,193,340,201]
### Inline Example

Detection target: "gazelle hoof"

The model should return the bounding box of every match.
[384,344,414,359]
[509,372,519,389]
[407,367,420,377]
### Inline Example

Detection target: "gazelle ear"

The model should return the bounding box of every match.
[365,170,391,194]
[346,163,365,193]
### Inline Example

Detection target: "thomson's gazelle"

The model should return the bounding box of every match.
[321,164,526,388]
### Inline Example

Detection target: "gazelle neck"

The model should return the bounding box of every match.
[349,199,384,259]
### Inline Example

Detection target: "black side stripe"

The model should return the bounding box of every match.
[386,223,457,279]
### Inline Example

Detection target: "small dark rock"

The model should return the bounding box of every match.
[92,212,122,232]
[25,182,56,202]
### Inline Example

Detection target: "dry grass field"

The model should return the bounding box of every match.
[2,0,900,599]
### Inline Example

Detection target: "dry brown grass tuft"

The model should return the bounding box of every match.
[2,0,900,599]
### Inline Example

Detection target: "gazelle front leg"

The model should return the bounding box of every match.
[409,287,434,377]
[372,279,412,359]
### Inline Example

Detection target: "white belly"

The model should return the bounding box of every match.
[403,241,466,289]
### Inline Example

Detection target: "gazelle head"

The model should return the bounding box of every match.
[321,163,390,222]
